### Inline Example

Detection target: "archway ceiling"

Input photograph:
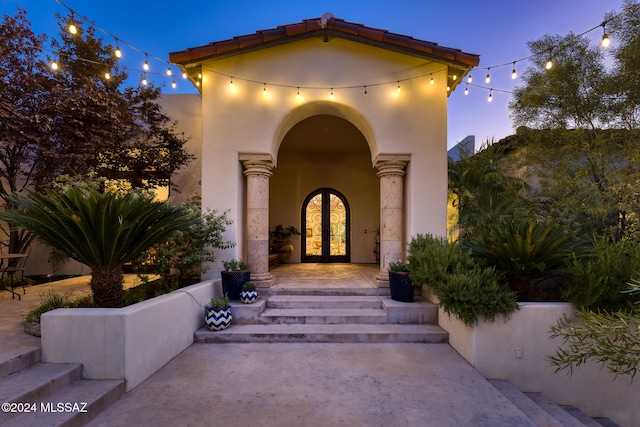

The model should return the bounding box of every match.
[279,115,370,155]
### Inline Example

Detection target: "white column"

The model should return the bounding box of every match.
[241,154,275,287]
[374,157,408,286]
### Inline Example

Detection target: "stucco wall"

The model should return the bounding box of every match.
[193,36,449,277]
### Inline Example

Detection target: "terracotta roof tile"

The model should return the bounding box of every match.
[169,16,480,68]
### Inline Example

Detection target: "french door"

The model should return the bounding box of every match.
[301,188,350,263]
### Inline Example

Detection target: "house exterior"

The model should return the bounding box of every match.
[167,14,479,287]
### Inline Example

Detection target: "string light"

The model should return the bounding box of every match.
[397,81,401,92]
[229,77,233,87]
[166,67,172,76]
[452,73,457,81]
[296,87,300,99]
[143,56,149,71]
[114,38,122,58]
[601,24,611,48]
[141,75,148,86]
[105,71,111,80]
[464,85,469,95]
[68,14,77,35]
[50,60,58,71]
[182,72,187,79]
[172,80,177,89]
[263,83,267,95]
[430,74,434,85]
[545,58,553,70]
[467,75,472,84]
[364,86,368,95]
[485,68,491,84]
[488,89,493,102]
[511,62,517,79]
[330,88,334,98]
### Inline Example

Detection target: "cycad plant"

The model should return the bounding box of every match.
[0,185,195,307]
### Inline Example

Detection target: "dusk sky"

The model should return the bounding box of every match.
[1,0,626,149]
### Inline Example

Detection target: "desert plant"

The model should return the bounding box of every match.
[388,261,409,272]
[223,259,249,271]
[241,281,256,291]
[210,295,230,309]
[25,290,93,324]
[566,235,640,311]
[0,182,196,307]
[407,233,517,324]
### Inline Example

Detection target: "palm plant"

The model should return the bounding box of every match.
[0,186,196,307]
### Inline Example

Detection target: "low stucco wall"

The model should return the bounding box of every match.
[439,302,639,427]
[41,280,216,391]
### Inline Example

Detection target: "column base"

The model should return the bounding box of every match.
[252,273,276,288]
[375,272,390,288]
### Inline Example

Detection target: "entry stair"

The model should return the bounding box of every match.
[196,287,620,426]
[195,287,448,343]
[0,347,124,427]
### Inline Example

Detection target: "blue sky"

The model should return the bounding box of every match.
[1,0,625,148]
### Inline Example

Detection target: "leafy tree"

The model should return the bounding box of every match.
[508,2,640,240]
[0,179,195,307]
[0,9,194,260]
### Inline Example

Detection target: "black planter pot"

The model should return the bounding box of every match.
[389,271,414,302]
[221,270,251,300]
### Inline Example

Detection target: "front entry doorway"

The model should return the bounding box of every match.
[301,188,350,263]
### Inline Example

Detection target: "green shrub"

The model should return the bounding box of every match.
[438,264,518,326]
[566,236,640,311]
[223,259,249,271]
[25,290,93,323]
[408,233,517,325]
[210,296,229,309]
[388,261,409,272]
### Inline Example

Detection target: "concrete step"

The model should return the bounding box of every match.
[0,347,41,378]
[266,295,383,309]
[2,378,125,427]
[258,308,389,324]
[490,380,619,427]
[195,323,448,343]
[264,287,390,297]
[526,392,602,427]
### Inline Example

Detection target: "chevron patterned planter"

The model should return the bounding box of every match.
[240,290,258,304]
[204,304,233,331]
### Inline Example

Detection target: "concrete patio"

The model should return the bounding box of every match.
[0,265,620,426]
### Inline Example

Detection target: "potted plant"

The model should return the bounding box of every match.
[204,296,232,331]
[239,281,259,304]
[388,261,414,302]
[221,259,250,300]
[270,225,301,263]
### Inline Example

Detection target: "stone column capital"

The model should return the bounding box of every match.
[375,160,408,178]
[242,160,274,178]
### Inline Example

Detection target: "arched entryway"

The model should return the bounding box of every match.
[301,188,350,263]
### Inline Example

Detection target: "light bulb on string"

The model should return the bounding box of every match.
[452,73,457,81]
[114,43,122,59]
[545,58,553,70]
[172,80,177,89]
[68,15,77,35]
[601,24,611,48]
[467,75,472,84]
[446,86,450,92]
[166,67,172,76]
[143,56,150,71]
[488,89,493,102]
[364,86,368,95]
[296,87,300,99]
[195,81,200,87]
[50,60,58,71]
[464,85,469,95]
[430,74,434,85]
[229,77,233,87]
[485,68,491,84]
[330,88,334,99]
[105,71,111,80]
[141,75,148,86]
[263,83,267,95]
[511,62,517,79]
[182,72,187,79]
[397,81,401,93]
